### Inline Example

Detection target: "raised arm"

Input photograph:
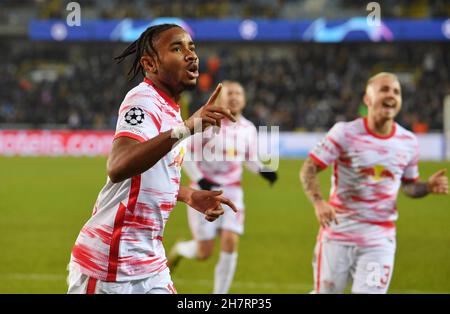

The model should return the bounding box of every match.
[108,84,236,183]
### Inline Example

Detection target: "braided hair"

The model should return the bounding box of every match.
[114,23,181,80]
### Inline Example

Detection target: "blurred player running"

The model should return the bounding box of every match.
[300,72,448,294]
[67,24,238,294]
[167,80,278,294]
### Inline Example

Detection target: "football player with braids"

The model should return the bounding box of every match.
[67,24,238,294]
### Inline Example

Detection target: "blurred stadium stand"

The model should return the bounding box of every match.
[2,0,450,21]
[1,0,449,132]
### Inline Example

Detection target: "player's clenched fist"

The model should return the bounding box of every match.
[313,199,339,228]
[427,169,448,195]
[184,83,236,133]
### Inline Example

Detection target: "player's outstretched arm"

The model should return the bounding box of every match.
[107,84,236,183]
[177,186,238,222]
[300,157,338,227]
[402,169,448,198]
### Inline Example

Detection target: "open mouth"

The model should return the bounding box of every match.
[382,100,396,109]
[186,63,199,78]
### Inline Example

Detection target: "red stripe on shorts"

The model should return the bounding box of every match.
[167,283,177,294]
[86,277,97,294]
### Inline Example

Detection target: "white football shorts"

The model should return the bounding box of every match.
[67,264,176,294]
[312,237,396,294]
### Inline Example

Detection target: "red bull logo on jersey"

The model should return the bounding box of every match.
[360,165,395,181]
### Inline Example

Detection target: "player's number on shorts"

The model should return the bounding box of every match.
[366,262,391,288]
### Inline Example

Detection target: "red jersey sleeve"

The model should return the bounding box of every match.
[309,122,346,169]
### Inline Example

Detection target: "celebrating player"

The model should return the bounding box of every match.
[300,72,448,294]
[167,80,278,294]
[67,24,239,294]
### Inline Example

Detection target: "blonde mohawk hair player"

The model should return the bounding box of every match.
[67,24,238,294]
[300,72,448,294]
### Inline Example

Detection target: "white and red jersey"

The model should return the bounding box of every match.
[70,78,186,282]
[310,117,419,246]
[183,116,262,187]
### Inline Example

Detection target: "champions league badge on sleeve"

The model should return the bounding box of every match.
[124,107,145,126]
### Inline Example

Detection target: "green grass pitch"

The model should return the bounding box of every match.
[0,157,449,293]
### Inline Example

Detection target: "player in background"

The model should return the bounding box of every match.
[67,24,239,294]
[167,80,278,294]
[300,72,448,294]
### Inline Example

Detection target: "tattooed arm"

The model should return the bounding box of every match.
[402,169,448,198]
[300,158,338,228]
[300,158,325,204]
[401,182,429,198]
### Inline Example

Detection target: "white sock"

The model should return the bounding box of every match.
[175,240,198,259]
[213,251,238,294]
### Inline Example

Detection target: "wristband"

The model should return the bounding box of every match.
[171,122,191,140]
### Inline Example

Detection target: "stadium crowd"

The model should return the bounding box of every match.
[1,40,448,132]
[1,0,449,132]
[2,0,449,24]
